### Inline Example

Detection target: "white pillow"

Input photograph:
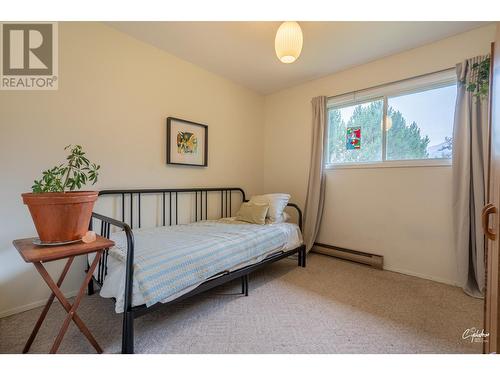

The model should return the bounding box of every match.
[249,193,290,223]
[265,212,290,225]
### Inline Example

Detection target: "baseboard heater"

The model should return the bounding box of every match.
[312,242,383,270]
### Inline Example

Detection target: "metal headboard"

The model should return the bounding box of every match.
[89,187,303,287]
[95,187,302,231]
[97,187,246,229]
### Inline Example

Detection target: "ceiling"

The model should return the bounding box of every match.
[107,22,488,94]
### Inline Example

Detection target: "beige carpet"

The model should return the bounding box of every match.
[0,253,483,354]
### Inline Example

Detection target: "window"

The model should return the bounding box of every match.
[326,70,457,167]
[328,98,383,164]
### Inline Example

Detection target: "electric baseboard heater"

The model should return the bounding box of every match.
[312,242,383,270]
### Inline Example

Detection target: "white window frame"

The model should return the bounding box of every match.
[325,69,456,170]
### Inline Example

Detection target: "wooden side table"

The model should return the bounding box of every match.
[13,235,114,354]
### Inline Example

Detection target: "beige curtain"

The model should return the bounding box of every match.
[452,55,490,298]
[303,96,327,252]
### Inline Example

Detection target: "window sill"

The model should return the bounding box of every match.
[324,158,452,170]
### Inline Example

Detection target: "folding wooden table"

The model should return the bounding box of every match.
[13,235,114,354]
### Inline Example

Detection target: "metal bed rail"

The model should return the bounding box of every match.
[98,187,246,229]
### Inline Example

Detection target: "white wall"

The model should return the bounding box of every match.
[263,24,497,285]
[0,22,265,317]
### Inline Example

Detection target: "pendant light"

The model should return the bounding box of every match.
[275,21,303,64]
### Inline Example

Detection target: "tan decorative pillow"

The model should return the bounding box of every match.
[235,202,269,225]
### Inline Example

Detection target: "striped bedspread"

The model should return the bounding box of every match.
[109,220,287,308]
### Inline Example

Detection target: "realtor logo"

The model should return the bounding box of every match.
[0,22,58,90]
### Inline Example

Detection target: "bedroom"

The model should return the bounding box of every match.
[1,0,500,372]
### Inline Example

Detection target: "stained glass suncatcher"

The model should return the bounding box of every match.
[346,127,361,150]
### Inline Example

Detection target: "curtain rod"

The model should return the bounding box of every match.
[326,66,456,101]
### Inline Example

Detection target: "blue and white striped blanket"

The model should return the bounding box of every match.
[109,220,287,308]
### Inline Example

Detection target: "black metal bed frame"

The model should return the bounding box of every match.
[87,187,306,354]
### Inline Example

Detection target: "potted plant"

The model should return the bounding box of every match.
[22,145,100,244]
[463,57,490,99]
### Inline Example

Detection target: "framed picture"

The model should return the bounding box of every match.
[166,117,208,167]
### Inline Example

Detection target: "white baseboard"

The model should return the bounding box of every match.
[312,243,459,287]
[0,289,79,319]
[383,265,459,287]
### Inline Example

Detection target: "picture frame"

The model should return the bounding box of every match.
[166,117,208,167]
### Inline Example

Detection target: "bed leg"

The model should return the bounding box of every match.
[122,311,134,354]
[301,247,306,268]
[87,276,94,296]
[244,274,249,296]
[241,276,245,295]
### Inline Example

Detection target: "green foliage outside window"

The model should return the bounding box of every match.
[385,108,430,160]
[328,101,431,164]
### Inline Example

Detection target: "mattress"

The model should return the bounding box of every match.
[89,218,302,313]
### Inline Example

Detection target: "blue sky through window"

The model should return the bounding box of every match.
[388,84,456,148]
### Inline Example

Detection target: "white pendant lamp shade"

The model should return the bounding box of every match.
[275,21,303,64]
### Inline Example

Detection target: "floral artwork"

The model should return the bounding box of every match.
[346,127,361,150]
[177,131,198,154]
[167,117,207,167]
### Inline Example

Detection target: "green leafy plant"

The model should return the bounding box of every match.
[464,57,490,99]
[32,145,100,193]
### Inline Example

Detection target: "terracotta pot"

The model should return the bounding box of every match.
[22,191,98,243]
